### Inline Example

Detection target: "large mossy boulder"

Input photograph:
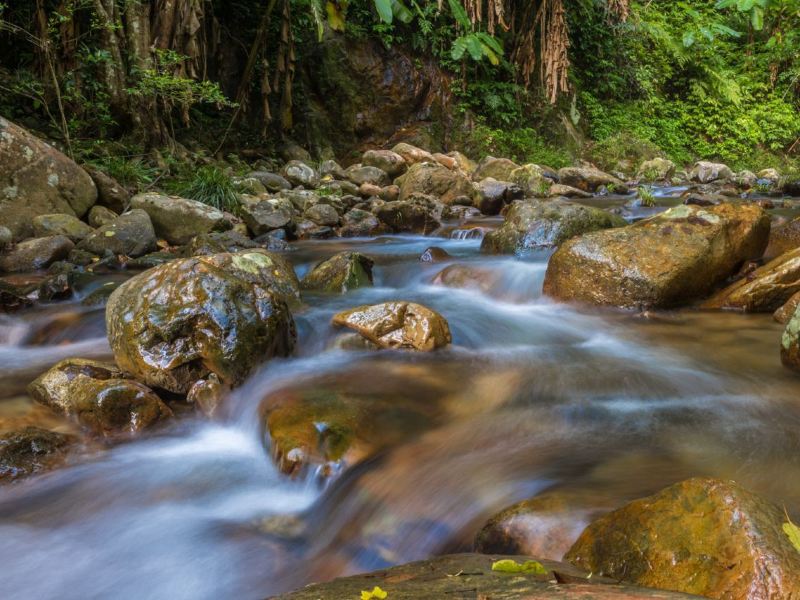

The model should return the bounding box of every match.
[0,427,74,482]
[106,251,298,393]
[332,301,451,351]
[301,251,374,293]
[481,199,626,255]
[0,235,74,272]
[703,247,800,312]
[397,162,477,206]
[28,358,172,435]
[272,553,702,600]
[565,478,800,599]
[558,166,626,193]
[77,209,157,258]
[0,117,97,241]
[473,156,520,182]
[130,192,227,245]
[543,203,770,309]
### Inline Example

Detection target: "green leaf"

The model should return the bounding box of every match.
[451,36,468,60]
[374,0,393,24]
[447,0,471,29]
[326,1,347,31]
[465,34,483,61]
[491,559,548,575]
[361,586,388,600]
[784,520,800,553]
[476,31,503,55]
[391,0,413,24]
[481,43,499,65]
[751,5,764,30]
[682,31,695,47]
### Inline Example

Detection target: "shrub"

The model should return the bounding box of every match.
[178,166,240,213]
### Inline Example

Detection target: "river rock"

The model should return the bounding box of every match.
[432,264,494,292]
[0,226,11,248]
[391,142,435,166]
[690,161,734,183]
[84,165,129,213]
[362,149,407,177]
[272,553,702,599]
[240,197,295,236]
[419,246,451,262]
[0,117,97,240]
[473,156,520,182]
[475,178,524,215]
[543,203,770,309]
[248,171,292,192]
[0,280,32,312]
[565,478,800,599]
[548,184,591,198]
[28,358,172,435]
[318,160,347,180]
[0,427,73,482]
[511,164,552,196]
[31,214,93,242]
[301,252,373,293]
[0,235,74,273]
[637,158,676,182]
[764,216,800,260]
[281,160,319,188]
[87,205,118,228]
[481,199,626,255]
[106,251,297,393]
[397,162,477,206]
[558,166,626,193]
[130,192,227,245]
[338,208,385,237]
[375,196,443,234]
[188,230,259,256]
[77,209,157,257]
[332,301,451,351]
[304,203,340,227]
[344,164,390,187]
[703,247,800,312]
[775,291,800,324]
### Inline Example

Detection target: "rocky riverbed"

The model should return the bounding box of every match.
[3,117,800,599]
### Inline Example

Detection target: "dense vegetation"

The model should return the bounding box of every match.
[1,0,798,181]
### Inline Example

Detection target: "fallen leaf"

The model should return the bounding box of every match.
[784,519,800,553]
[360,585,388,599]
[491,559,548,575]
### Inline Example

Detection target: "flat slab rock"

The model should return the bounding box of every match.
[270,554,702,599]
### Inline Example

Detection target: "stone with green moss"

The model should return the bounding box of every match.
[106,251,297,394]
[32,213,93,242]
[77,209,157,258]
[301,252,374,293]
[397,162,477,206]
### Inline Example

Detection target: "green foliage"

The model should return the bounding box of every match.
[177,166,240,213]
[585,129,665,173]
[783,516,800,553]
[88,156,156,191]
[462,121,572,167]
[637,185,656,206]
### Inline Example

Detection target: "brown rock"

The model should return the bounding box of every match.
[0,235,74,272]
[775,290,800,324]
[565,478,800,599]
[765,216,800,261]
[84,165,130,213]
[419,246,451,262]
[473,156,520,182]
[397,162,477,206]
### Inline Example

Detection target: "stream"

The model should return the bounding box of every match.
[2,189,800,599]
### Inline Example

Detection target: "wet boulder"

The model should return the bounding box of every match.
[481,199,626,255]
[338,208,386,237]
[106,251,298,393]
[473,156,520,182]
[301,251,374,293]
[332,301,451,351]
[28,358,172,435]
[703,247,800,312]
[565,478,800,599]
[558,166,626,193]
[281,160,319,188]
[397,162,477,206]
[77,209,157,258]
[544,203,770,309]
[32,213,93,242]
[362,149,407,177]
[0,117,97,240]
[273,553,702,600]
[240,196,295,236]
[690,161,734,183]
[0,427,74,482]
[375,195,443,234]
[637,158,676,182]
[130,192,227,245]
[87,205,118,228]
[432,264,495,293]
[84,166,129,213]
[0,235,74,272]
[474,177,524,215]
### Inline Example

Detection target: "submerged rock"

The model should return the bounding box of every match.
[481,199,625,255]
[77,209,157,258]
[432,264,495,292]
[130,192,227,245]
[0,427,74,482]
[106,251,297,393]
[28,358,171,435]
[332,301,451,351]
[272,553,702,599]
[565,478,800,599]
[544,203,770,309]
[0,117,97,240]
[703,247,800,312]
[301,252,374,293]
[0,235,74,272]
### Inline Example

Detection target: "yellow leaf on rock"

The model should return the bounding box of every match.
[491,559,548,575]
[784,520,800,553]
[360,585,388,599]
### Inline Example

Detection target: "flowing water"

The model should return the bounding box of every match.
[2,192,800,599]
